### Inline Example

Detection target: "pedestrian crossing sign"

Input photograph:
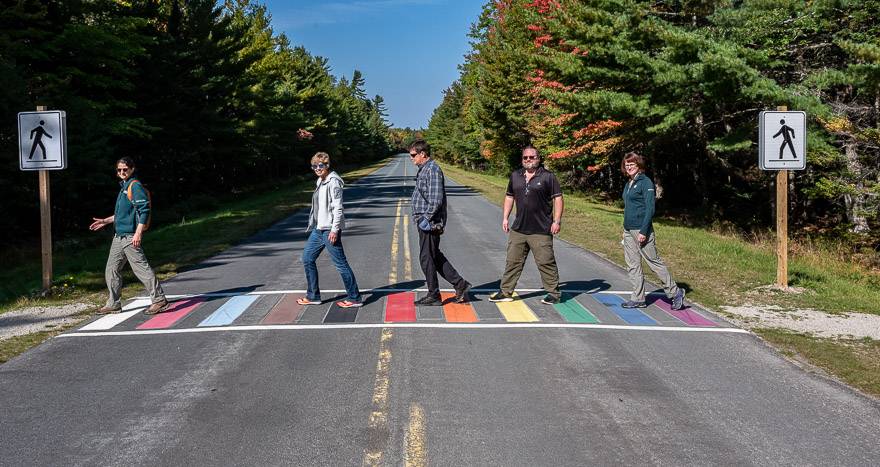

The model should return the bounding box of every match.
[18,110,67,171]
[759,111,806,170]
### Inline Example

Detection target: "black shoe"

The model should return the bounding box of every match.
[414,294,442,306]
[454,281,472,303]
[540,294,560,305]
[621,300,647,308]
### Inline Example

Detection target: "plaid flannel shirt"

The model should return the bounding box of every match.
[411,158,447,229]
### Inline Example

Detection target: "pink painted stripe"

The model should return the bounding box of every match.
[137,298,205,329]
[385,292,416,322]
[651,296,716,327]
[261,294,305,324]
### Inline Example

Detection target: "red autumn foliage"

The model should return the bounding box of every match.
[572,120,623,140]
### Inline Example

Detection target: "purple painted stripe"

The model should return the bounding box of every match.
[650,296,716,327]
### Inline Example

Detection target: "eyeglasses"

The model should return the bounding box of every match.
[409,152,420,158]
[522,155,538,160]
[624,163,638,168]
[311,163,327,170]
[116,167,131,173]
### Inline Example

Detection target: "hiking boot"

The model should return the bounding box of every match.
[414,294,442,306]
[96,305,122,314]
[540,294,560,305]
[672,289,686,310]
[621,300,647,308]
[454,281,472,303]
[144,299,169,315]
[488,291,514,302]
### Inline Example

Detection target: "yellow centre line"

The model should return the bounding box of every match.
[404,402,427,466]
[403,212,412,281]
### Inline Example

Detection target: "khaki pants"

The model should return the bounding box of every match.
[105,235,165,308]
[622,229,679,302]
[500,230,560,298]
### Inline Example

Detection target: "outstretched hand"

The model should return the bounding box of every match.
[89,217,107,231]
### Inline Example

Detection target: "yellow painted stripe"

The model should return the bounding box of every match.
[362,328,394,466]
[496,294,539,322]
[388,200,402,283]
[404,402,428,467]
[403,212,412,281]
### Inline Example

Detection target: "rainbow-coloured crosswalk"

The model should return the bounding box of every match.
[73,289,732,334]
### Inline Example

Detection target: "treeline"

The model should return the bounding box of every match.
[427,0,879,244]
[1,0,391,247]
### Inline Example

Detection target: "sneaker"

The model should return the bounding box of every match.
[540,294,560,305]
[488,291,514,302]
[144,299,169,315]
[454,281,472,303]
[621,300,647,308]
[337,300,363,308]
[297,297,322,305]
[672,289,686,310]
[414,294,442,306]
[96,305,122,314]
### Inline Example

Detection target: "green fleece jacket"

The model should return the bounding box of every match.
[622,172,655,236]
[114,178,150,235]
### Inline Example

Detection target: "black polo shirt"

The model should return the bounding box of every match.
[506,166,563,235]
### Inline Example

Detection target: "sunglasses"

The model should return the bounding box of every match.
[116,167,131,173]
[311,163,327,170]
[522,155,539,160]
[409,152,420,158]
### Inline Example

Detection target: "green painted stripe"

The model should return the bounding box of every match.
[554,297,599,324]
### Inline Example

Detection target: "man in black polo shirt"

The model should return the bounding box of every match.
[489,146,564,305]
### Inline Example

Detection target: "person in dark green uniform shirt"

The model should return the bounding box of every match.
[621,152,686,310]
[90,157,168,315]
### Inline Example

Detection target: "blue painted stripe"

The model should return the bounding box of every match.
[594,294,658,325]
[198,295,259,327]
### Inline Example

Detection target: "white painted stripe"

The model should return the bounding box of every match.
[62,322,750,337]
[134,289,634,299]
[79,299,152,331]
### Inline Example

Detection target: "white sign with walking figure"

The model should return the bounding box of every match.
[18,110,67,171]
[759,110,806,170]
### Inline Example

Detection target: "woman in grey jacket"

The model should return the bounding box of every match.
[299,152,362,308]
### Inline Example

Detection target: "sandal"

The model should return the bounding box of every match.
[337,300,363,308]
[297,297,321,306]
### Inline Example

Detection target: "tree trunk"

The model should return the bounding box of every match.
[843,142,870,233]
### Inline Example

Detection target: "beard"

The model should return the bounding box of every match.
[523,160,540,170]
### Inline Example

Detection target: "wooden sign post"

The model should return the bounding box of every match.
[37,105,53,294]
[759,105,806,289]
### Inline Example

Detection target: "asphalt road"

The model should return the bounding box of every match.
[1,155,878,466]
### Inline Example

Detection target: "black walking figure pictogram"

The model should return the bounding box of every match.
[772,119,796,159]
[29,120,53,160]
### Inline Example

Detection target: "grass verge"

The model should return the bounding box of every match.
[440,163,880,398]
[0,158,389,362]
[756,329,880,397]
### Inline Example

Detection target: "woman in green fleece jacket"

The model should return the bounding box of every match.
[620,152,686,310]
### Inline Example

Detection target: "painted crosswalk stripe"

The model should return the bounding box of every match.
[79,299,151,331]
[324,301,359,323]
[594,294,657,325]
[440,293,478,323]
[261,294,305,324]
[136,298,205,330]
[198,295,258,327]
[650,295,716,327]
[553,296,599,324]
[385,292,416,322]
[495,294,539,323]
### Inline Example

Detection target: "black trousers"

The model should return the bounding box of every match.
[418,229,464,296]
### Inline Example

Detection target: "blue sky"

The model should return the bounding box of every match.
[261,0,485,129]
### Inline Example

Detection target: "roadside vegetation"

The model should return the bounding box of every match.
[441,163,880,397]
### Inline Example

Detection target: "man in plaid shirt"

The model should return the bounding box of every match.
[409,139,471,305]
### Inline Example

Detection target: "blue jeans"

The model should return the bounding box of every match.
[302,229,361,302]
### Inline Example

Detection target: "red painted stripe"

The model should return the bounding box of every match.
[261,294,305,324]
[440,293,478,323]
[385,292,416,322]
[137,298,205,329]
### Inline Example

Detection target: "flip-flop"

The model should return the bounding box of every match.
[336,300,363,308]
[297,297,321,305]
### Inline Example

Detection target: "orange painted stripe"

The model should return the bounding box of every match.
[440,293,478,323]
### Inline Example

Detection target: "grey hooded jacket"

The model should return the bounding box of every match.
[306,171,346,233]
